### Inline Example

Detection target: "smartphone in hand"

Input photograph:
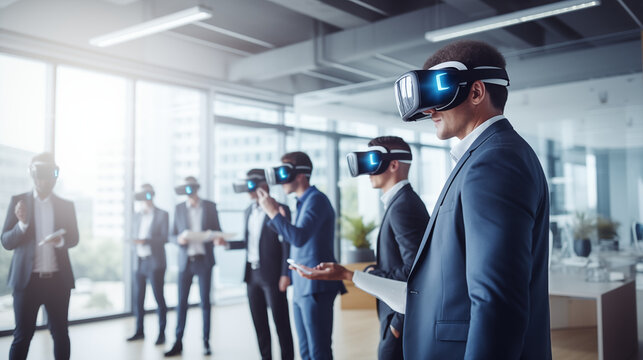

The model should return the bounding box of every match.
[287,259,312,275]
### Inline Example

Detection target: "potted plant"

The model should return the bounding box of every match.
[341,215,377,263]
[572,212,595,257]
[596,216,620,251]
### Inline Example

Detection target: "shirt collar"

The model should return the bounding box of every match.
[450,115,505,163]
[296,186,316,207]
[380,180,410,208]
[186,199,201,209]
[33,189,52,203]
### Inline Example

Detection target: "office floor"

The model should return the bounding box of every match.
[0,298,380,360]
[1,291,642,359]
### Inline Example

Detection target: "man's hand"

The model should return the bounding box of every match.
[15,200,28,224]
[278,276,290,292]
[290,262,353,281]
[390,325,400,338]
[133,239,146,245]
[256,188,280,219]
[177,235,188,245]
[213,237,227,246]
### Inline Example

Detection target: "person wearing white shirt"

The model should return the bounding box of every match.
[218,169,294,360]
[1,153,79,360]
[127,184,169,346]
[166,176,222,357]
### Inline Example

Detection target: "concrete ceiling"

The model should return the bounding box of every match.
[0,0,642,148]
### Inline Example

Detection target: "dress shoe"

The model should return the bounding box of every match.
[204,340,211,355]
[126,332,144,341]
[164,342,182,357]
[155,334,166,345]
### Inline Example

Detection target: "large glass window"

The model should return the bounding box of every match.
[55,66,129,320]
[0,54,48,330]
[212,123,281,300]
[135,80,204,308]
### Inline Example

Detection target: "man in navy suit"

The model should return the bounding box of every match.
[257,152,346,360]
[1,152,79,360]
[165,176,222,357]
[358,136,429,360]
[127,184,169,345]
[292,40,551,359]
[217,169,294,360]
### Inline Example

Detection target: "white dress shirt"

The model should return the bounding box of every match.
[380,179,410,209]
[136,208,154,258]
[187,200,206,256]
[450,115,505,163]
[247,203,265,265]
[28,191,63,273]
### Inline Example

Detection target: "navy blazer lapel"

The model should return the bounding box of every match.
[409,119,510,276]
[200,201,207,230]
[376,184,411,261]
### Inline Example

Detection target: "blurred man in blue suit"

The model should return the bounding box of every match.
[127,183,169,345]
[165,176,221,357]
[293,40,551,359]
[2,152,79,360]
[257,152,346,360]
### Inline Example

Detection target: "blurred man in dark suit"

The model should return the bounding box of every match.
[127,183,169,345]
[165,176,221,357]
[218,169,294,360]
[1,152,79,360]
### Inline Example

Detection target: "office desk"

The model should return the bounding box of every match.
[549,273,638,360]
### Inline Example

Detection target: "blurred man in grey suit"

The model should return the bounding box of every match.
[1,152,79,360]
[127,184,169,345]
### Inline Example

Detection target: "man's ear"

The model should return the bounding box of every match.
[388,160,400,173]
[469,80,486,105]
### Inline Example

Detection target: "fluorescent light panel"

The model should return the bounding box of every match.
[425,0,600,42]
[90,6,213,47]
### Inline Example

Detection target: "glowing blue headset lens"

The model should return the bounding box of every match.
[146,192,152,200]
[54,168,59,178]
[364,151,381,172]
[247,180,257,191]
[278,167,289,180]
[186,186,193,195]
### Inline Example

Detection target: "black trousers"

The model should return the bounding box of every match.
[10,273,71,360]
[247,266,294,360]
[175,255,212,343]
[378,312,403,360]
[134,257,167,335]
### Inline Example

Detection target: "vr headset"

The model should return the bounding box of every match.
[134,190,155,201]
[346,146,412,177]
[29,162,59,181]
[232,174,266,193]
[175,183,200,196]
[264,163,312,185]
[394,61,509,122]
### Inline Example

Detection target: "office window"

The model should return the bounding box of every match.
[55,66,128,320]
[0,54,48,330]
[135,80,204,308]
[212,116,282,300]
[420,147,450,213]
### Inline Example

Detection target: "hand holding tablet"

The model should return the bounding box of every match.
[39,228,66,246]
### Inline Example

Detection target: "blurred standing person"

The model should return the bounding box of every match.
[1,152,79,360]
[165,176,221,357]
[257,152,346,360]
[218,169,294,360]
[126,184,169,345]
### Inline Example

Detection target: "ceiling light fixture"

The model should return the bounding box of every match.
[424,0,600,43]
[90,5,213,47]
